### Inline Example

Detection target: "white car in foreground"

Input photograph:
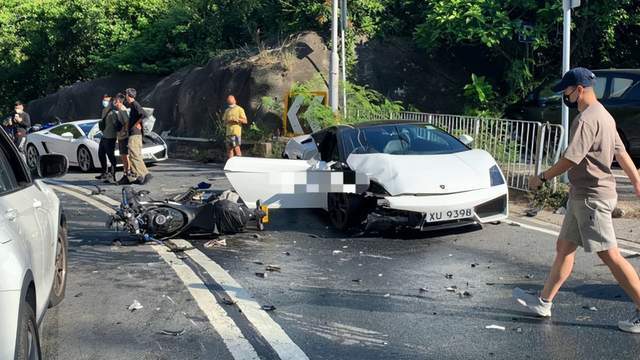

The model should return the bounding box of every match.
[226,121,508,232]
[25,114,168,172]
[0,127,69,359]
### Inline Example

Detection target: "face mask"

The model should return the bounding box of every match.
[562,88,579,109]
[15,108,23,114]
[102,100,110,108]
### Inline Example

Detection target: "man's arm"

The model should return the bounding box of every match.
[529,158,575,190]
[615,149,640,197]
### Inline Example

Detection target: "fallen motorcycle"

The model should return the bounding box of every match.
[107,183,267,241]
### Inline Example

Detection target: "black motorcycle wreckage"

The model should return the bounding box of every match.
[107,183,267,241]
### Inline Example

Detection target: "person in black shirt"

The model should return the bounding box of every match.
[124,88,151,184]
[9,101,31,148]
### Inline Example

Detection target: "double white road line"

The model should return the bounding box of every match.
[49,182,309,360]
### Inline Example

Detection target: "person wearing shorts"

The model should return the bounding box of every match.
[223,95,247,159]
[512,68,640,333]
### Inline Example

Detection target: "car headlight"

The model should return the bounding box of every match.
[490,165,505,186]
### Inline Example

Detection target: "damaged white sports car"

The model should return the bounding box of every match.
[225,121,508,232]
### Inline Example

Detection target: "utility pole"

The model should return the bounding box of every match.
[329,0,340,113]
[561,0,580,151]
[340,0,348,119]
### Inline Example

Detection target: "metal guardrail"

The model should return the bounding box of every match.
[367,111,564,192]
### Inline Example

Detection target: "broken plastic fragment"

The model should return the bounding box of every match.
[266,265,281,272]
[204,238,226,248]
[255,272,267,278]
[221,297,236,305]
[160,329,186,336]
[128,300,143,312]
[446,286,457,292]
[445,274,453,279]
[383,293,390,298]
[485,325,506,331]
[332,250,343,255]
[582,305,598,312]
[419,287,428,293]
[261,305,276,311]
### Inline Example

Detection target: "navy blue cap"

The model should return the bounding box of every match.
[552,67,596,92]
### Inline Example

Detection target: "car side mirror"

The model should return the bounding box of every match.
[458,134,474,147]
[38,154,68,178]
[60,132,74,139]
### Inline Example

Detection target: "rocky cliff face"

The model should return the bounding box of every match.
[28,32,329,137]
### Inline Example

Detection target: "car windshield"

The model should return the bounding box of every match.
[341,123,469,156]
[77,122,97,136]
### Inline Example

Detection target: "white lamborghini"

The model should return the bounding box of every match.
[225,121,509,232]
[25,118,168,172]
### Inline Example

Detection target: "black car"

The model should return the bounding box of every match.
[506,69,640,159]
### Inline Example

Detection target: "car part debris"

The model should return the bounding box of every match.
[91,185,105,195]
[128,300,143,312]
[524,274,534,279]
[204,239,226,248]
[554,206,566,215]
[576,315,592,321]
[261,305,276,311]
[266,265,281,272]
[352,279,362,283]
[309,234,319,238]
[383,293,390,298]
[221,297,236,305]
[419,287,428,293]
[255,272,267,278]
[252,233,261,239]
[612,207,625,218]
[332,250,343,255]
[582,306,598,312]
[446,286,457,292]
[471,263,479,268]
[445,274,453,279]
[160,329,186,337]
[514,327,523,333]
[253,261,264,265]
[283,251,291,256]
[459,291,472,298]
[485,325,506,331]
[524,208,539,217]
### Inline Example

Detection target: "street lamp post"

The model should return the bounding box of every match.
[329,0,340,113]
[561,0,580,151]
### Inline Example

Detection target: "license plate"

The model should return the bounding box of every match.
[425,208,473,223]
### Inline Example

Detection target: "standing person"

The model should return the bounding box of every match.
[115,95,131,185]
[223,95,247,159]
[512,67,640,333]
[124,88,151,185]
[96,95,114,180]
[11,101,31,148]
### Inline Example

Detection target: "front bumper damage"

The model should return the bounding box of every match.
[363,185,508,232]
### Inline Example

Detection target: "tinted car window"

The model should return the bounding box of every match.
[342,124,468,156]
[0,146,18,194]
[610,77,635,98]
[50,124,82,138]
[78,122,97,136]
[0,128,30,188]
[623,83,640,101]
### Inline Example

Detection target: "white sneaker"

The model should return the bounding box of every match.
[512,287,552,317]
[618,309,640,333]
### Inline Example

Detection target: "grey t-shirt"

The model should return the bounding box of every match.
[564,102,624,199]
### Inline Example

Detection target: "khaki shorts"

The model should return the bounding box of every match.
[559,197,617,253]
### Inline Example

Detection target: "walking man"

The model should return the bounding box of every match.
[124,88,151,185]
[97,95,118,182]
[223,95,247,159]
[513,67,640,333]
[11,101,31,148]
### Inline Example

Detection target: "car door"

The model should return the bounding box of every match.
[0,129,48,305]
[46,124,83,161]
[603,78,640,157]
[225,128,368,209]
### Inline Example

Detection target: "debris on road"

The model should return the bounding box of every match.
[514,327,523,333]
[471,263,479,268]
[160,329,186,337]
[90,185,105,195]
[524,208,539,217]
[261,305,276,311]
[576,315,592,321]
[309,234,320,238]
[612,207,625,218]
[332,250,343,255]
[283,251,291,256]
[221,297,236,305]
[419,287,428,293]
[582,306,598,312]
[128,300,143,312]
[485,325,506,331]
[204,238,226,248]
[252,233,261,239]
[378,273,383,277]
[112,239,122,247]
[459,291,472,298]
[253,261,264,265]
[445,274,453,279]
[383,293,390,298]
[524,274,534,279]
[509,222,521,227]
[446,286,457,292]
[554,206,566,215]
[74,292,83,298]
[255,272,267,278]
[352,279,362,283]
[266,265,281,272]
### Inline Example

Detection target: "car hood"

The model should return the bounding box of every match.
[346,149,497,196]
